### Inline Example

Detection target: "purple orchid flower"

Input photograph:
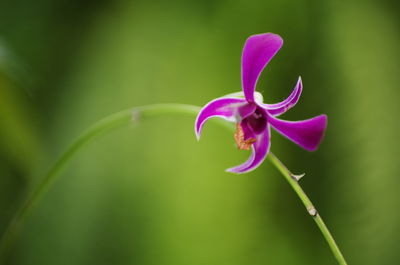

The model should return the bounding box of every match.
[195,33,327,174]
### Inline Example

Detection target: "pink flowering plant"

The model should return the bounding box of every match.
[195,33,327,173]
[0,33,348,265]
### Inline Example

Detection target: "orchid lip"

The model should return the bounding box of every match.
[242,107,268,135]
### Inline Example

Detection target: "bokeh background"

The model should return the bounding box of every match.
[1,0,399,264]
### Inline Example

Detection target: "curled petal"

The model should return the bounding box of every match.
[226,126,271,174]
[269,115,327,151]
[242,33,283,102]
[264,77,302,116]
[195,98,256,140]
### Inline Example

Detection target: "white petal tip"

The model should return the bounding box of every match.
[225,168,240,174]
[194,126,201,141]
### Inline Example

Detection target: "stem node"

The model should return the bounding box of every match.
[291,173,305,181]
[307,206,318,217]
[131,109,141,122]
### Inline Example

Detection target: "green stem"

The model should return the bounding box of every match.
[268,153,348,265]
[0,103,347,265]
[0,103,201,261]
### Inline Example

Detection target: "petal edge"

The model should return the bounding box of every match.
[226,125,271,174]
[241,33,283,102]
[195,97,255,140]
[264,76,302,116]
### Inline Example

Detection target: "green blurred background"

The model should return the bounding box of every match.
[1,0,399,264]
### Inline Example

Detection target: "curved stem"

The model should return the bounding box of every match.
[0,103,201,261]
[0,103,347,265]
[268,153,348,265]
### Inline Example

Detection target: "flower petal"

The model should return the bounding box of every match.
[240,118,256,141]
[263,77,302,116]
[195,98,256,140]
[226,126,271,174]
[242,33,283,102]
[268,115,327,151]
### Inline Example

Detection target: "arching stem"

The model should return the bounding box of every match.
[0,103,348,265]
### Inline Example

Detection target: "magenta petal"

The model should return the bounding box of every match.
[241,33,283,102]
[240,119,256,141]
[264,77,302,116]
[195,98,255,140]
[268,115,327,151]
[226,126,271,174]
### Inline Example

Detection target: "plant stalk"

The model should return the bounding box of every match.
[268,153,348,265]
[0,103,347,265]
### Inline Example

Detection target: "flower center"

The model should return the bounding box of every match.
[234,108,268,150]
[234,124,256,150]
[245,108,267,134]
